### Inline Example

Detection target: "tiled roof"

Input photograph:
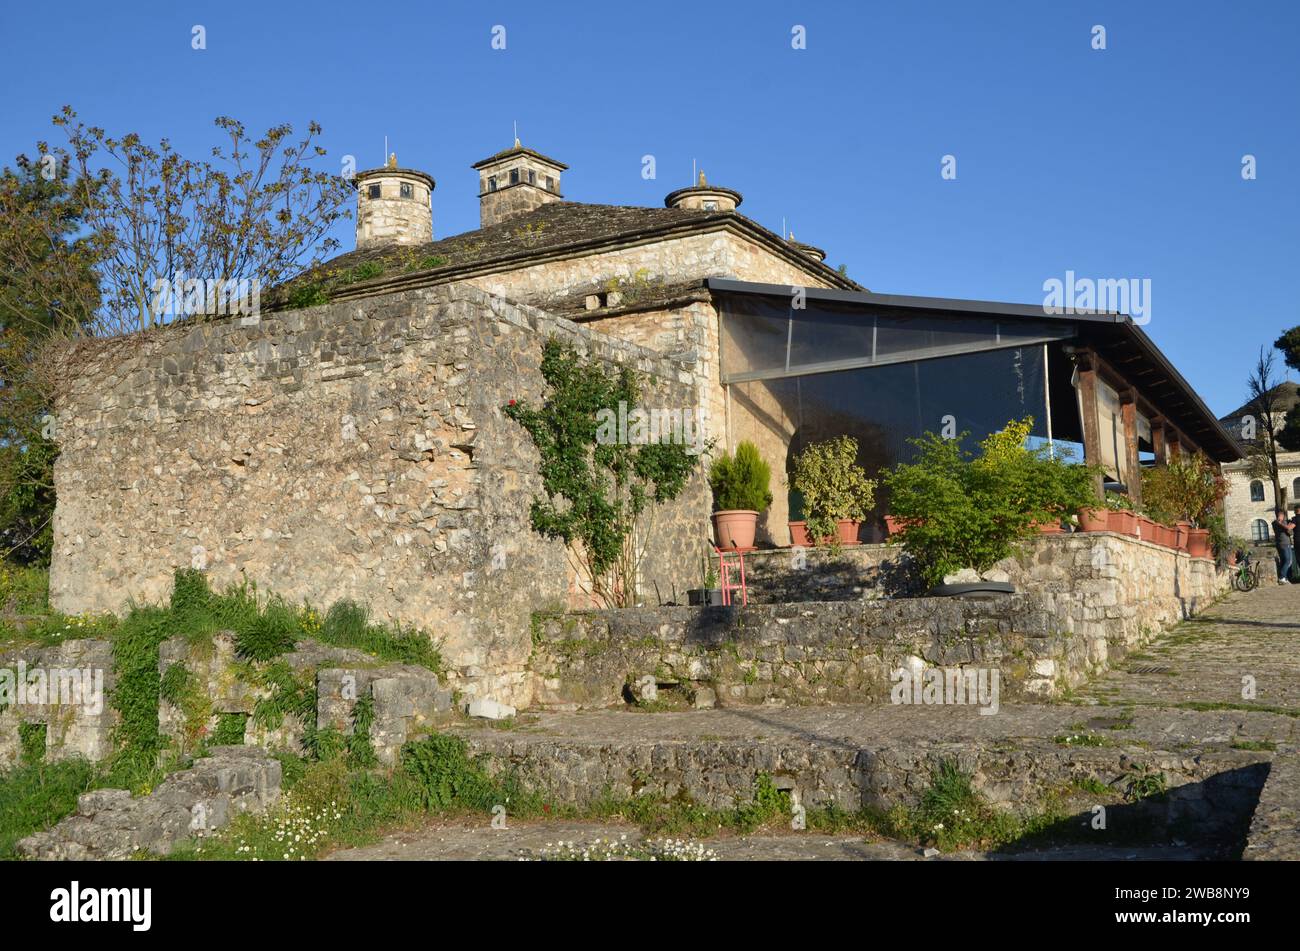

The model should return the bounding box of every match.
[1220,381,1300,424]
[271,201,859,307]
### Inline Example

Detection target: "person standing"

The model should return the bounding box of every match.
[1274,508,1294,584]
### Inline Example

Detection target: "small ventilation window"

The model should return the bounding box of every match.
[703,200,718,211]
[400,182,413,199]
[488,176,497,192]
[509,168,520,185]
[367,183,381,199]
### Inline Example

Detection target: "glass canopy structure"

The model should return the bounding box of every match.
[706,279,1241,545]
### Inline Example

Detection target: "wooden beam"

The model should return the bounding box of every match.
[1075,348,1107,499]
[1121,388,1142,505]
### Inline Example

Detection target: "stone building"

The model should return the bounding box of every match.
[1217,382,1300,543]
[48,140,1239,705]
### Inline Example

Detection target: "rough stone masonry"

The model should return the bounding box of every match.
[49,283,708,707]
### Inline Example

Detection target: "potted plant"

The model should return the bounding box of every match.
[687,557,724,606]
[1077,505,1109,533]
[708,441,772,550]
[790,436,877,547]
[1142,456,1227,559]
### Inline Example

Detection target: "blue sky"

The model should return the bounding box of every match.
[1,0,1296,415]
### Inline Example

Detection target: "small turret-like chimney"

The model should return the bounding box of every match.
[664,170,743,212]
[472,140,567,228]
[353,154,436,249]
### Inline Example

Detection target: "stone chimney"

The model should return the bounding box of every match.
[472,140,567,228]
[354,154,436,249]
[786,232,826,263]
[664,170,742,212]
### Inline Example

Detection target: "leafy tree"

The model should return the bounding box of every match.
[0,159,99,564]
[504,338,699,608]
[48,106,352,335]
[790,435,876,543]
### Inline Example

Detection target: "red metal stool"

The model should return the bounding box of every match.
[713,545,753,606]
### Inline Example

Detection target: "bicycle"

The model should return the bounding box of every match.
[1231,550,1262,592]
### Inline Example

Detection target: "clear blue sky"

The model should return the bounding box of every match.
[2,0,1296,415]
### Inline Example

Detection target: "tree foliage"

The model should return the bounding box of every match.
[504,338,698,607]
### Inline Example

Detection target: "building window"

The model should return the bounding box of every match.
[527,169,536,185]
[1252,518,1271,543]
[703,200,718,211]
[488,176,497,192]
[546,176,555,191]
[367,184,381,199]
[510,169,519,185]
[1292,477,1300,501]
[400,182,413,199]
[1250,480,1265,502]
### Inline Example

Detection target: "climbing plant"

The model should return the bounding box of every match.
[504,337,699,607]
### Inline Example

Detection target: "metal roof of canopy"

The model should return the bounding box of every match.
[705,278,1243,463]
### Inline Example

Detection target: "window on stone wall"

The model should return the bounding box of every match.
[1251,480,1265,502]
[1252,518,1271,542]
[367,184,381,199]
[510,169,519,185]
[527,169,536,185]
[1291,477,1300,501]
[488,176,497,192]
[546,176,555,191]
[703,200,718,210]
[400,182,413,199]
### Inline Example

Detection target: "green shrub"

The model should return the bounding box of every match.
[1140,455,1226,527]
[791,436,877,544]
[285,282,329,310]
[211,713,248,747]
[707,441,773,512]
[884,418,1099,587]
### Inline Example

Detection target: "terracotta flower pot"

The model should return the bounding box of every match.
[1036,520,1064,534]
[1137,516,1157,543]
[884,515,917,536]
[712,509,758,550]
[1158,524,1177,548]
[1107,509,1137,536]
[788,521,810,547]
[836,518,862,545]
[1078,507,1109,532]
[1187,528,1211,559]
[1174,521,1191,551]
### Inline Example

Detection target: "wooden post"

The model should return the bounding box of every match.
[1075,349,1106,500]
[1121,389,1142,506]
[1150,416,1167,466]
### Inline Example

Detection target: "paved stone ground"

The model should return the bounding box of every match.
[328,587,1298,861]
[324,816,1216,861]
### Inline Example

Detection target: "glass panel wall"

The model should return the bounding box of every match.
[728,345,1049,545]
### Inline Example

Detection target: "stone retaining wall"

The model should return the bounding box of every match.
[743,531,1227,649]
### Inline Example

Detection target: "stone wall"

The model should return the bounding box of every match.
[530,592,1106,710]
[0,638,117,768]
[528,531,1230,710]
[50,283,708,706]
[741,531,1228,648]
